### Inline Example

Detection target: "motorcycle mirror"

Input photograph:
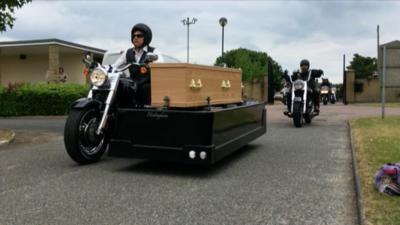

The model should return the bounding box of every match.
[85,52,92,61]
[145,53,158,63]
[82,52,96,68]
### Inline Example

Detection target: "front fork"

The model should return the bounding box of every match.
[93,81,119,135]
[96,94,112,135]
[291,84,308,114]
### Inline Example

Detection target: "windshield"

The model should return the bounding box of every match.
[102,52,123,65]
[102,51,181,65]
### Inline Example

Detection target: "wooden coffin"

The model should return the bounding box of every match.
[150,63,242,108]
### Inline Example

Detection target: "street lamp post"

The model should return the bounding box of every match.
[182,17,197,63]
[219,17,227,61]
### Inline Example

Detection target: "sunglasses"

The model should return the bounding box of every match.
[133,34,144,38]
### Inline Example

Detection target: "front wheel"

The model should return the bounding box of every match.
[64,107,108,164]
[293,102,303,128]
[304,113,312,124]
[330,96,336,104]
[323,96,328,105]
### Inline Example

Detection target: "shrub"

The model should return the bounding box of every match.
[0,83,89,116]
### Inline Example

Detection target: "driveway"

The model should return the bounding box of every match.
[1,104,398,225]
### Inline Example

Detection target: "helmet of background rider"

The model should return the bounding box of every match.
[300,59,310,73]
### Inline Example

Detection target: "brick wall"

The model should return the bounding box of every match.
[46,45,61,83]
[346,69,400,103]
[243,80,265,101]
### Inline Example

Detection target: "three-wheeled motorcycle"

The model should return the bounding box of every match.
[64,53,266,165]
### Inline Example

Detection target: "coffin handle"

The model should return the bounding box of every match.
[221,80,231,89]
[196,79,202,89]
[226,80,231,88]
[189,78,202,89]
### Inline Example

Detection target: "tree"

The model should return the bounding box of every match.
[0,0,32,32]
[214,48,283,91]
[347,53,377,79]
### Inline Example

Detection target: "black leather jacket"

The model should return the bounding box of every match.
[126,46,155,85]
[291,69,323,89]
[321,78,332,88]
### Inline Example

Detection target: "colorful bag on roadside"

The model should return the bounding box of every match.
[374,163,400,196]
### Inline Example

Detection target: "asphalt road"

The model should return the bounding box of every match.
[3,104,396,225]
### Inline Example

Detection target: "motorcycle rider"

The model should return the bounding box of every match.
[321,78,332,89]
[113,23,160,107]
[283,59,323,114]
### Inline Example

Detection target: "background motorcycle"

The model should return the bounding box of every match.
[330,87,337,104]
[283,70,321,127]
[280,82,290,105]
[64,53,157,164]
[320,85,330,105]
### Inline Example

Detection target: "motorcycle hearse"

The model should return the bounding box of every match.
[283,69,323,127]
[64,52,266,166]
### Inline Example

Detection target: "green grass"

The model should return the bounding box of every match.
[351,116,400,225]
[352,103,400,108]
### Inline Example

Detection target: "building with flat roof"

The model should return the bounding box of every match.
[0,39,105,86]
[378,40,400,87]
[345,40,400,103]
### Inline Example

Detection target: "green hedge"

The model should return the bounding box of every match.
[0,83,89,116]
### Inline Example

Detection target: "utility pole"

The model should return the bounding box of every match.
[182,17,197,63]
[382,45,386,119]
[343,54,347,105]
[219,17,227,61]
[377,25,380,76]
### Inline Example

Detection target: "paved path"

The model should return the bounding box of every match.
[1,104,398,225]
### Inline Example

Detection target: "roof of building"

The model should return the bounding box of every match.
[380,40,400,48]
[0,38,106,55]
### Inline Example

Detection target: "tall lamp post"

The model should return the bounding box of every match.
[219,17,227,61]
[182,17,197,63]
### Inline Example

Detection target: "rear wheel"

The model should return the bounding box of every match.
[64,107,108,164]
[293,102,303,127]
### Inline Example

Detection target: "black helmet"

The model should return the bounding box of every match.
[300,59,310,67]
[131,23,152,47]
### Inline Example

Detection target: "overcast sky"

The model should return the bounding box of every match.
[1,0,400,83]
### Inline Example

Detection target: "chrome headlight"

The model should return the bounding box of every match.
[321,86,329,94]
[294,80,305,90]
[90,69,108,87]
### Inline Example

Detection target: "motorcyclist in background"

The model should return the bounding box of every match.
[321,78,332,89]
[283,59,323,114]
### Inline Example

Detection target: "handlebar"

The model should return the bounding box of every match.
[83,57,149,74]
[115,63,132,73]
[115,62,147,73]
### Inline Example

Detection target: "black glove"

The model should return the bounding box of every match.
[283,70,288,76]
[283,70,290,83]
[312,69,323,78]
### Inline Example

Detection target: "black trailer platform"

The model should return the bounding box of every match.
[108,101,266,165]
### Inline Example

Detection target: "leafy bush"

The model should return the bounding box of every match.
[347,53,377,79]
[214,48,284,91]
[0,83,89,116]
